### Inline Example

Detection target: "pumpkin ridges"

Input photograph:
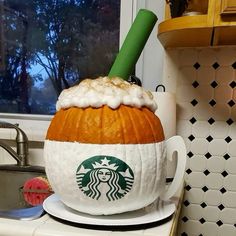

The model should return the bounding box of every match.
[46,105,164,144]
[143,108,165,141]
[123,106,139,143]
[116,106,126,144]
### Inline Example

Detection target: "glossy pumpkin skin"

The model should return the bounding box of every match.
[46,105,165,144]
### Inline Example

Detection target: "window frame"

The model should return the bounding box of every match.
[0,0,139,141]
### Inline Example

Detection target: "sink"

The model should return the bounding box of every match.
[0,165,49,220]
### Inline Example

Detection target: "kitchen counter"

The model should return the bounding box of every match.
[0,186,184,236]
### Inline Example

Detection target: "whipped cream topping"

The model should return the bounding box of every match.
[56,77,157,112]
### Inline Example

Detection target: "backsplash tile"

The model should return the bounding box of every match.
[164,47,236,236]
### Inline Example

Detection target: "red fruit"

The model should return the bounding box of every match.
[23,177,52,206]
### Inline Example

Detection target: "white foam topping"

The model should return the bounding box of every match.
[56,77,157,112]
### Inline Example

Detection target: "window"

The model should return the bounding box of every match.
[0,0,121,115]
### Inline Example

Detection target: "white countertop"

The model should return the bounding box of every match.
[0,186,183,236]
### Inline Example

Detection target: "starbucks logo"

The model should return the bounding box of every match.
[76,155,134,201]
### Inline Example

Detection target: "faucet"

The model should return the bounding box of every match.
[0,121,28,166]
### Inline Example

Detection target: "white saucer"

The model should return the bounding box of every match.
[43,194,176,227]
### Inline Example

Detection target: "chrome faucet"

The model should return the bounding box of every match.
[0,121,28,166]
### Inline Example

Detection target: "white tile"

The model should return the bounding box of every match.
[225,157,236,174]
[179,49,198,66]
[216,47,236,66]
[176,85,197,102]
[185,188,204,204]
[206,156,226,173]
[201,221,219,236]
[198,48,217,66]
[228,123,236,139]
[220,208,236,224]
[182,204,203,220]
[222,192,236,208]
[218,224,236,236]
[185,172,205,188]
[176,120,192,138]
[192,121,210,138]
[177,102,194,120]
[231,107,236,121]
[205,173,224,189]
[193,102,213,120]
[190,155,206,172]
[202,206,221,222]
[208,139,228,156]
[178,66,196,85]
[181,219,202,235]
[228,140,236,156]
[210,121,229,139]
[195,85,214,102]
[204,190,222,206]
[215,66,235,84]
[196,66,215,85]
[224,175,236,191]
[211,102,231,121]
[214,84,233,103]
[190,138,208,155]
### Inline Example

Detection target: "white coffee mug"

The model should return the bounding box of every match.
[44,135,186,215]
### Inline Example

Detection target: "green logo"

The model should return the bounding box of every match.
[76,155,134,201]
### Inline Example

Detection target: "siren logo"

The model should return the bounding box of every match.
[76,155,134,201]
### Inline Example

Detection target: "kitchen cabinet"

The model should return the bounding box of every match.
[158,0,236,48]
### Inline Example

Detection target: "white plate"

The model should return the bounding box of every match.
[43,194,176,227]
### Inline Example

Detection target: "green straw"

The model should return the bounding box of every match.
[108,9,157,80]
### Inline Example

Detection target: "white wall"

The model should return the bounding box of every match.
[136,0,165,91]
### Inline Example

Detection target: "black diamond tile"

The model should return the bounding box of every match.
[212,62,220,70]
[194,62,201,70]
[181,233,188,236]
[199,234,203,236]
[182,216,189,222]
[226,118,234,125]
[218,204,225,211]
[229,81,236,88]
[221,170,229,177]
[234,224,236,228]
[223,153,230,160]
[185,185,192,191]
[232,62,236,69]
[202,186,209,192]
[204,169,210,176]
[192,81,199,88]
[187,151,194,158]
[216,220,223,227]
[186,168,192,174]
[205,152,212,159]
[208,118,215,125]
[183,200,190,207]
[190,117,197,124]
[200,202,207,208]
[228,100,235,107]
[220,187,227,194]
[188,134,195,141]
[199,217,206,224]
[191,99,198,106]
[225,136,232,143]
[206,135,213,142]
[209,99,216,106]
[211,81,218,88]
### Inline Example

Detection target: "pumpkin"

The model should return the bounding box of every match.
[44,77,167,215]
[46,105,164,144]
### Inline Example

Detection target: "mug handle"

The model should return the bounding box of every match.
[160,135,187,201]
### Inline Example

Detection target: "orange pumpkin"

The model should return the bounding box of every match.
[46,105,164,144]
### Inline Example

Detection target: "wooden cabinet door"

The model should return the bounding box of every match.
[221,0,236,15]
